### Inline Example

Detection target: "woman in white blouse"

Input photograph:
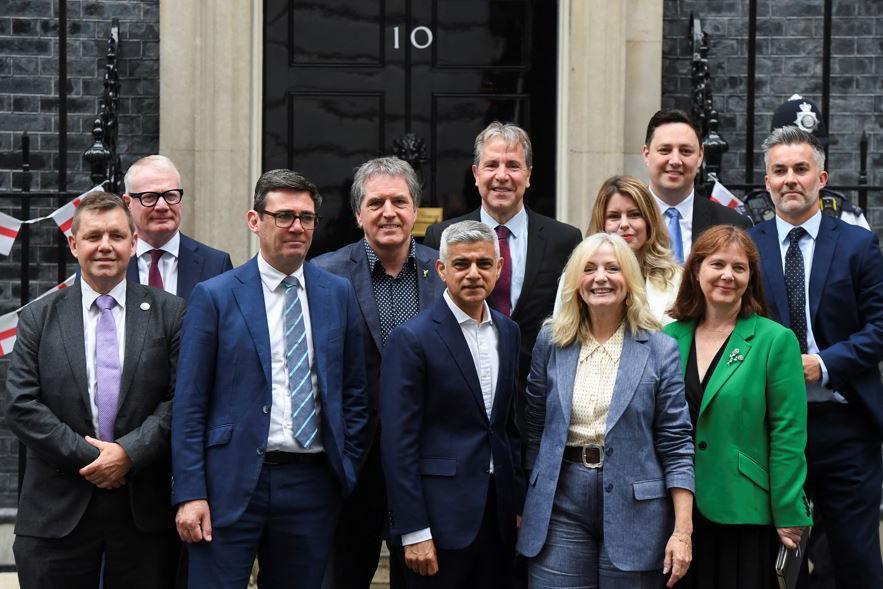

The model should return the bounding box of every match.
[555,175,681,324]
[519,232,694,588]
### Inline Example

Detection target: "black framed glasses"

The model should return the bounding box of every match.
[129,189,184,207]
[261,210,320,230]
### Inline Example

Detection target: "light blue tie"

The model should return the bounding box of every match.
[665,207,684,264]
[282,277,318,449]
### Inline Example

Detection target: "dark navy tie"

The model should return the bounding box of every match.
[785,227,808,354]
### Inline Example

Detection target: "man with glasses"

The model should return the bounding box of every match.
[124,155,233,301]
[172,169,369,589]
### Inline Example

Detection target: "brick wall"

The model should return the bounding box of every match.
[662,0,883,241]
[0,1,159,509]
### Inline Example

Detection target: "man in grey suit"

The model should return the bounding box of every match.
[313,156,444,588]
[5,192,186,588]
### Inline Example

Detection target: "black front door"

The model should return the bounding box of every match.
[263,0,558,256]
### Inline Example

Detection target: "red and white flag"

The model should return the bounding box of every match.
[0,311,18,357]
[49,185,103,238]
[0,211,22,256]
[0,274,75,358]
[710,180,749,217]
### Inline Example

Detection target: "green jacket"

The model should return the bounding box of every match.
[664,314,812,527]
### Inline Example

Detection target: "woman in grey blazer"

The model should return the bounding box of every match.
[518,232,695,588]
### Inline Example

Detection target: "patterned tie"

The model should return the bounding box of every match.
[148,249,164,289]
[94,295,121,442]
[665,208,684,264]
[785,227,809,354]
[489,225,512,316]
[282,277,318,448]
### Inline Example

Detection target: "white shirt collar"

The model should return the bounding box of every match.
[651,188,694,222]
[443,289,493,326]
[81,277,127,311]
[136,230,180,258]
[775,210,822,244]
[257,252,306,292]
[480,205,528,239]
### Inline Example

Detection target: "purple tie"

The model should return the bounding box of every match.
[489,225,512,316]
[148,249,164,290]
[95,294,121,442]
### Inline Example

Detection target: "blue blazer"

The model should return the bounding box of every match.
[749,216,883,436]
[171,257,369,527]
[312,240,444,438]
[517,326,694,572]
[127,233,233,302]
[380,298,524,550]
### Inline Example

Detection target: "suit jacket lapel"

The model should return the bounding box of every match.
[348,243,383,351]
[756,223,789,324]
[513,209,546,317]
[177,235,203,302]
[699,316,755,416]
[416,245,440,310]
[57,282,92,418]
[303,263,330,404]
[691,195,712,237]
[554,341,580,429]
[119,283,149,406]
[489,317,513,423]
[126,256,140,286]
[232,258,272,388]
[809,216,837,324]
[432,301,487,419]
[606,330,649,432]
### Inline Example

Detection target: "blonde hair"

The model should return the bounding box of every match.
[587,175,679,291]
[550,232,661,347]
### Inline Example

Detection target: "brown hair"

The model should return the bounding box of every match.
[71,191,135,235]
[644,109,702,146]
[669,225,767,321]
[587,175,679,289]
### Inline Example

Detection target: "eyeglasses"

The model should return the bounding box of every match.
[128,189,184,207]
[261,210,320,230]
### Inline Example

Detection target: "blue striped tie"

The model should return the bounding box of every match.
[665,207,684,264]
[282,277,318,449]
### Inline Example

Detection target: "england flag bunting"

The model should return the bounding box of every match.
[709,180,750,218]
[0,274,76,358]
[50,196,83,238]
[0,212,22,256]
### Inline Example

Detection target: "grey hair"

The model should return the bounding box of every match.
[439,220,500,262]
[350,157,421,215]
[762,126,826,170]
[124,155,182,194]
[473,121,533,168]
[253,169,322,212]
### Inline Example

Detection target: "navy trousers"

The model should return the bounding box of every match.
[187,458,342,589]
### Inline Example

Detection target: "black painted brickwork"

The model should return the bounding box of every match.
[0,1,159,510]
[662,0,883,241]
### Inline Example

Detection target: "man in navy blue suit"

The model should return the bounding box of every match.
[171,169,369,589]
[313,157,444,589]
[381,220,524,588]
[749,126,883,588]
[124,155,233,302]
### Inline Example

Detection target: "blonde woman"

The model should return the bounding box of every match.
[554,176,682,324]
[519,232,694,588]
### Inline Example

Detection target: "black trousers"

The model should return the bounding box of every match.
[323,436,406,588]
[404,478,513,589]
[13,488,177,589]
[798,403,883,589]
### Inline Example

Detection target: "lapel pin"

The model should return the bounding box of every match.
[140,302,151,311]
[423,269,429,278]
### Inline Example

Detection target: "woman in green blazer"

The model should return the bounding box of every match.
[664,226,811,588]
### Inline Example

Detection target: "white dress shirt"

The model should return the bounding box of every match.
[652,190,694,260]
[256,253,323,452]
[480,206,527,311]
[402,290,500,547]
[774,211,843,403]
[82,279,127,436]
[136,231,180,296]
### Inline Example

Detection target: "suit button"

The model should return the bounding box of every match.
[257,447,265,456]
[698,441,707,450]
[262,405,270,414]
[605,483,613,493]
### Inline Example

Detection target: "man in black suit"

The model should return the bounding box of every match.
[124,155,233,302]
[313,157,444,588]
[424,122,582,430]
[642,109,751,263]
[5,192,186,588]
